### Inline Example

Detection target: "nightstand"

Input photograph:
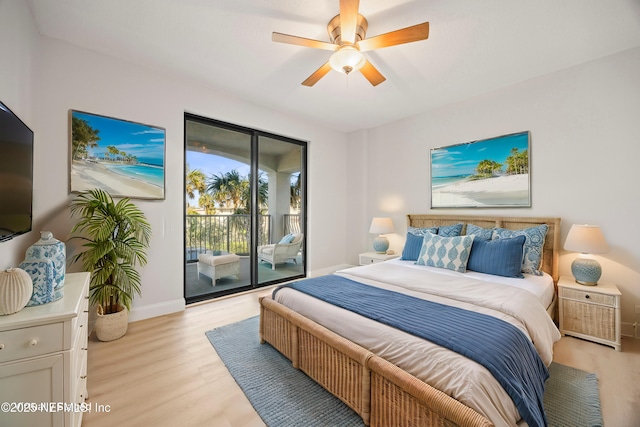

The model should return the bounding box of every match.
[359,252,399,265]
[558,275,621,351]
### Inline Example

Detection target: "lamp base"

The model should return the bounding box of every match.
[372,235,389,253]
[571,257,602,286]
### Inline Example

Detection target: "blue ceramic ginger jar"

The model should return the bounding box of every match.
[20,231,66,305]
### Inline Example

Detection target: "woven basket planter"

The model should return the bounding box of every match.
[95,304,129,341]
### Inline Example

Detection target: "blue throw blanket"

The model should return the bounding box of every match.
[275,275,549,427]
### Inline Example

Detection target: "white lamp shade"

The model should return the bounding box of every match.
[329,45,366,74]
[369,217,394,235]
[564,224,609,254]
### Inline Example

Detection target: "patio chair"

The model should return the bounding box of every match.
[258,233,303,270]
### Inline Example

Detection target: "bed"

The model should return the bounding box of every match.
[259,214,561,427]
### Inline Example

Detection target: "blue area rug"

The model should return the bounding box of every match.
[206,316,603,427]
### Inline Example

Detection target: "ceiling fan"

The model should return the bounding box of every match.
[272,0,429,87]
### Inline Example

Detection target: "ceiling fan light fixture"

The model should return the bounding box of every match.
[329,45,366,75]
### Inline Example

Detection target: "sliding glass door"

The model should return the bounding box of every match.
[184,114,306,303]
[257,135,305,286]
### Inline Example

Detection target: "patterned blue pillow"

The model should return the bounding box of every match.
[416,232,475,273]
[438,223,463,237]
[401,232,426,261]
[467,235,526,278]
[408,226,437,236]
[465,224,495,240]
[492,224,549,275]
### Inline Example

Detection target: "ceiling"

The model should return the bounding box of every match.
[27,0,640,133]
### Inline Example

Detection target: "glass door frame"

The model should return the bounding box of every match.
[184,113,307,303]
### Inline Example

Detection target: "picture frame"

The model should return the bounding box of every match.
[70,110,166,200]
[430,131,531,208]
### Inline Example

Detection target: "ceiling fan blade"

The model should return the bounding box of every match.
[272,32,337,51]
[302,61,333,87]
[340,0,360,44]
[357,22,429,52]
[360,60,386,86]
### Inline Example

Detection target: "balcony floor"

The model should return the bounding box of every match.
[185,255,304,302]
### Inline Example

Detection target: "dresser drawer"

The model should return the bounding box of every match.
[560,288,616,306]
[71,324,88,381]
[71,351,88,403]
[359,255,378,264]
[72,298,89,346]
[0,323,64,363]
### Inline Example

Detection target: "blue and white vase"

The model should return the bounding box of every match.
[20,231,66,305]
[18,259,56,306]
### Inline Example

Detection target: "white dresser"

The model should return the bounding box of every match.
[0,272,90,427]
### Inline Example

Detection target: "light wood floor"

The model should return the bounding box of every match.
[83,289,640,427]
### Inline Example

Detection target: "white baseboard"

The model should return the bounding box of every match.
[114,266,357,324]
[621,321,640,338]
[129,298,185,322]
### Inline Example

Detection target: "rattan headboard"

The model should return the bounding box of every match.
[407,214,561,284]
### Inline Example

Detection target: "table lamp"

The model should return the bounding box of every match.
[564,224,609,285]
[369,217,394,253]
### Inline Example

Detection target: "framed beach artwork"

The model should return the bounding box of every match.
[430,131,531,208]
[69,110,166,200]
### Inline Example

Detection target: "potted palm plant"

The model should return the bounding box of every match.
[69,188,151,341]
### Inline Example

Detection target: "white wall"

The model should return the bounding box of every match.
[0,0,40,266]
[1,4,348,321]
[347,47,640,331]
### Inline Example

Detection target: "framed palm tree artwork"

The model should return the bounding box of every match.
[430,131,531,208]
[69,110,166,200]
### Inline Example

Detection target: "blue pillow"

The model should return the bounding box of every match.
[438,223,463,237]
[465,224,495,240]
[416,232,475,273]
[492,224,549,276]
[401,232,425,261]
[467,235,526,278]
[279,234,294,244]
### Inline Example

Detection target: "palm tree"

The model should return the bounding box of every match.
[207,170,245,211]
[185,165,206,206]
[71,116,101,160]
[106,145,120,162]
[198,193,216,214]
[206,169,268,214]
[238,172,268,214]
[505,148,529,175]
[290,173,301,212]
[475,159,502,178]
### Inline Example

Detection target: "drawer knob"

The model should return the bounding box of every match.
[0,343,4,350]
[585,294,590,299]
[29,339,38,347]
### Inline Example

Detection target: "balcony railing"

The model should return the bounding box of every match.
[283,214,301,235]
[185,214,300,262]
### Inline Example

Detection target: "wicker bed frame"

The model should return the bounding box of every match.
[259,214,561,427]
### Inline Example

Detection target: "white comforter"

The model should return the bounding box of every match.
[273,261,561,427]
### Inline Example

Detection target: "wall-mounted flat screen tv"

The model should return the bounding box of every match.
[0,101,33,242]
